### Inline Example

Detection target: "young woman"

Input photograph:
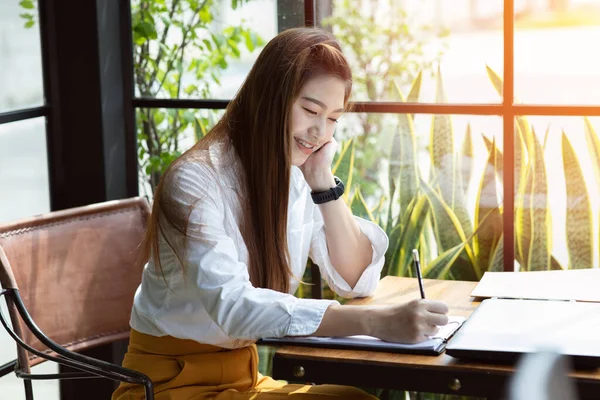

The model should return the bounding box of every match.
[113,27,449,400]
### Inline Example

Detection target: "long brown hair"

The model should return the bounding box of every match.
[139,27,353,293]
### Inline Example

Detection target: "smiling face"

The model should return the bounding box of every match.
[289,74,346,166]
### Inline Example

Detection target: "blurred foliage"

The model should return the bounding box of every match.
[321,0,449,199]
[132,0,264,190]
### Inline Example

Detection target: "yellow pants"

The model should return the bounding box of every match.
[112,329,377,399]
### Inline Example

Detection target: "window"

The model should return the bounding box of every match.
[0,2,58,399]
[131,0,600,280]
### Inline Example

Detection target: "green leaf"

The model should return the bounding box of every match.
[392,81,419,219]
[562,132,593,269]
[460,124,474,194]
[474,137,503,273]
[584,117,600,190]
[133,21,158,40]
[332,138,355,202]
[389,195,431,277]
[243,31,255,52]
[485,64,503,99]
[420,179,475,265]
[527,129,551,271]
[19,0,34,9]
[349,188,375,223]
[25,20,34,28]
[430,66,455,209]
[182,110,195,124]
[488,235,504,272]
[199,8,211,23]
[423,242,466,279]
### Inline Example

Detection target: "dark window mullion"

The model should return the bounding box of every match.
[503,0,515,272]
[304,0,315,27]
[0,106,49,125]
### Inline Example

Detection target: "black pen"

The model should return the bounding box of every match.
[412,249,426,299]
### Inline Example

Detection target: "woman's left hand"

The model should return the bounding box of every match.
[299,138,338,192]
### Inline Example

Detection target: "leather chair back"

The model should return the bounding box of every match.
[0,197,150,370]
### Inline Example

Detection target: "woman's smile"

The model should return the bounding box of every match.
[294,136,317,155]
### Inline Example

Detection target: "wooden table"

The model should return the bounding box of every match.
[272,276,600,399]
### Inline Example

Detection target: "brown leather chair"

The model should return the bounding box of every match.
[0,197,154,399]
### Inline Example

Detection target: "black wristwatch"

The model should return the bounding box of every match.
[311,177,345,204]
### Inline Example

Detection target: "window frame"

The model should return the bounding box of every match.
[129,0,600,272]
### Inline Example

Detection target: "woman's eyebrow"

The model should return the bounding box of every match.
[301,96,344,113]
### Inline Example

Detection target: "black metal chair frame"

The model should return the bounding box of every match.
[0,287,154,400]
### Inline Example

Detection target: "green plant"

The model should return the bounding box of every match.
[321,0,448,199]
[326,64,600,284]
[132,0,264,190]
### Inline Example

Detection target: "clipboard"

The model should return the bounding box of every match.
[260,316,466,356]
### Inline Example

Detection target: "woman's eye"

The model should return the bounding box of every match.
[328,118,338,123]
[303,107,317,115]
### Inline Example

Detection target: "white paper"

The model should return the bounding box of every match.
[471,269,600,302]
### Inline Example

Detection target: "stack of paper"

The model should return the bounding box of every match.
[471,269,600,302]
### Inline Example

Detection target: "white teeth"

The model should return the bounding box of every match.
[296,138,315,149]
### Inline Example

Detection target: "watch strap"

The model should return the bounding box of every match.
[311,177,345,204]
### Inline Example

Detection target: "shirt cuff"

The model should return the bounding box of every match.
[286,298,340,336]
[315,216,389,298]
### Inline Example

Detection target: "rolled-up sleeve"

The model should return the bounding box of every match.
[309,205,389,298]
[165,164,339,340]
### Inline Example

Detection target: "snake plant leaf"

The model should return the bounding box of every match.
[430,66,456,209]
[383,196,421,277]
[514,123,530,266]
[583,117,600,268]
[543,124,551,150]
[550,255,564,270]
[389,194,431,277]
[562,133,593,269]
[584,117,600,190]
[406,71,422,120]
[420,179,476,265]
[392,80,420,219]
[331,137,355,202]
[527,129,551,271]
[387,128,401,228]
[515,163,533,269]
[423,242,466,279]
[515,123,527,198]
[482,134,504,184]
[485,64,503,98]
[474,137,503,272]
[349,187,376,223]
[460,124,474,194]
[488,234,504,272]
[453,127,474,241]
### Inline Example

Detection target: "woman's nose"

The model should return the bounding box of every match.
[309,120,326,140]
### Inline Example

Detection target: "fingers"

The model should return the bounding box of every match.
[423,324,440,337]
[425,312,449,327]
[423,299,449,315]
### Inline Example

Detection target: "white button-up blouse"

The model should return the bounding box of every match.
[130,140,389,349]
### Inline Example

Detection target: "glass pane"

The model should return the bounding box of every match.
[136,107,224,196]
[0,118,50,223]
[329,112,503,284]
[0,117,56,398]
[131,0,304,100]
[514,116,600,271]
[515,2,600,104]
[318,0,504,103]
[0,1,44,112]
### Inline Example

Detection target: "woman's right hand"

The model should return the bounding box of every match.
[368,299,450,343]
